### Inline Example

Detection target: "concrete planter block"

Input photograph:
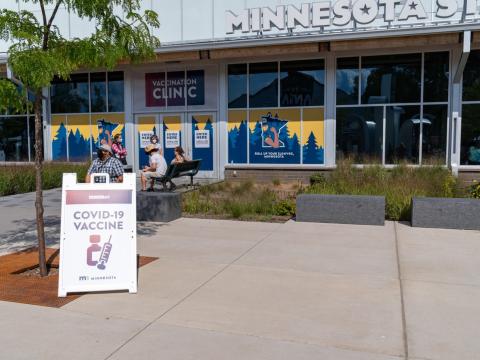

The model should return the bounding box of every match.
[296,194,385,226]
[137,192,182,222]
[411,197,480,230]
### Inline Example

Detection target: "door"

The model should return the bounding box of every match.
[134,114,160,171]
[187,112,217,179]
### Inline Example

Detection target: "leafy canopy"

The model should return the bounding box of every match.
[0,0,160,112]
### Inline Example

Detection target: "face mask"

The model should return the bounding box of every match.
[97,149,104,159]
[151,139,158,144]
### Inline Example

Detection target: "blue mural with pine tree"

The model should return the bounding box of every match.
[227,120,247,164]
[249,113,300,164]
[303,131,324,164]
[68,128,91,161]
[52,122,67,161]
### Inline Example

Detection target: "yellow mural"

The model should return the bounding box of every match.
[91,113,125,147]
[227,110,247,131]
[302,108,325,147]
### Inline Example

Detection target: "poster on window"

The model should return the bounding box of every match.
[249,109,301,164]
[163,115,182,164]
[140,131,154,148]
[195,130,210,148]
[58,173,137,297]
[165,130,180,148]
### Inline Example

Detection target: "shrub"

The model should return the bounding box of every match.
[273,199,296,216]
[470,181,480,199]
[0,162,90,196]
[272,178,281,186]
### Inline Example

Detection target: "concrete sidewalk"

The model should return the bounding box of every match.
[1,190,480,360]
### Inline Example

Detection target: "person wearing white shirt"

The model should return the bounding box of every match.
[141,144,168,191]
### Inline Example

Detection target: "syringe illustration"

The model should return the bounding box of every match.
[97,235,112,270]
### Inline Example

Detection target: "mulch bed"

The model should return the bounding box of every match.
[0,248,157,308]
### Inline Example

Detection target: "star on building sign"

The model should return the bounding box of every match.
[409,1,418,10]
[361,4,371,14]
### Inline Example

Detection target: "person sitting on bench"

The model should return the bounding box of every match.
[141,144,167,192]
[171,146,189,164]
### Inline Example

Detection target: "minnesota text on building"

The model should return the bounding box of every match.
[0,0,479,182]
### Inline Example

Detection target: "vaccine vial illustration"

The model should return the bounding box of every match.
[86,235,101,266]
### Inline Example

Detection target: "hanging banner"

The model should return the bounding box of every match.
[195,129,210,148]
[58,173,137,297]
[165,130,180,148]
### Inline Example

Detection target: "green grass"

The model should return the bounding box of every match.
[304,159,462,221]
[183,181,296,221]
[0,162,90,196]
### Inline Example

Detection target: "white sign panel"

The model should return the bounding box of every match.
[140,131,154,148]
[195,130,210,148]
[58,173,137,297]
[165,130,180,148]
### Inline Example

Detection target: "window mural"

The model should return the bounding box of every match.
[51,115,67,161]
[52,113,125,162]
[163,115,183,164]
[67,114,92,161]
[227,110,247,164]
[91,114,125,156]
[303,108,325,164]
[191,114,214,171]
[249,108,301,164]
[136,115,157,170]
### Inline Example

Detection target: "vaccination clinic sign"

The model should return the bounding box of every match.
[58,173,137,297]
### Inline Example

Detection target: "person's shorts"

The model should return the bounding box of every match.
[143,171,162,180]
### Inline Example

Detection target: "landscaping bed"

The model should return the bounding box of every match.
[0,162,90,196]
[183,161,478,223]
[303,161,464,221]
[182,180,297,222]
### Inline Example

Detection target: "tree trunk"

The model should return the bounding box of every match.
[34,90,47,277]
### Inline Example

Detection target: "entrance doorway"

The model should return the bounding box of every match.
[134,112,217,179]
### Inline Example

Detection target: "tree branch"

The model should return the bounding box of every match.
[39,0,48,27]
[47,0,63,30]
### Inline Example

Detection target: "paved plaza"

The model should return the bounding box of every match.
[1,190,480,360]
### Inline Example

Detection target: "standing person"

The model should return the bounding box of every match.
[171,146,189,164]
[141,144,168,191]
[112,134,127,165]
[85,144,124,183]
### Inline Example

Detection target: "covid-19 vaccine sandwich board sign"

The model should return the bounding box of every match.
[58,173,137,297]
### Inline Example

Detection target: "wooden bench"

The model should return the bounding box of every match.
[155,159,202,191]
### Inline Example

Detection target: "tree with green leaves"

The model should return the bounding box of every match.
[0,0,160,277]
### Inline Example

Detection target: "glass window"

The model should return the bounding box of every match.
[228,64,247,108]
[249,62,278,108]
[108,71,124,112]
[385,105,420,164]
[90,72,107,113]
[280,60,324,107]
[361,54,421,104]
[463,50,480,102]
[336,107,383,163]
[51,74,89,113]
[424,52,449,102]
[337,57,359,105]
[0,116,29,161]
[422,105,447,164]
[461,104,480,165]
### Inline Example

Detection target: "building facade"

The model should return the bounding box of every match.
[1,0,480,181]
